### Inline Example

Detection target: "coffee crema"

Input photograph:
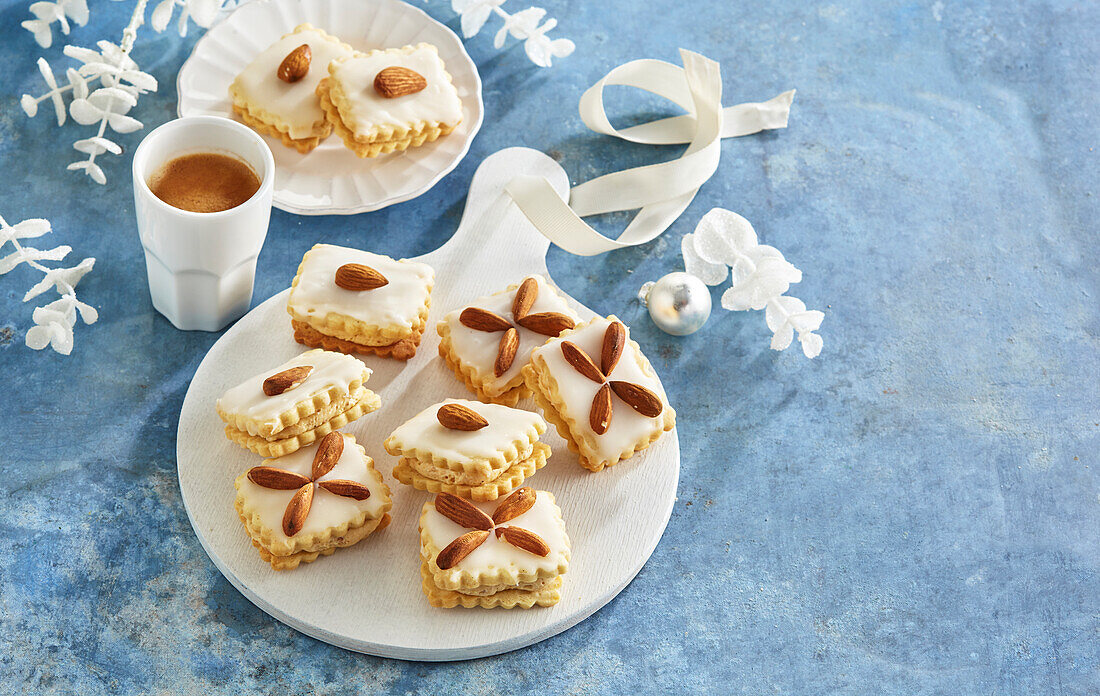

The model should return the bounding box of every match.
[148,152,260,213]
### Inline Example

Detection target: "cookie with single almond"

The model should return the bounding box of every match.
[384,399,550,501]
[287,243,434,361]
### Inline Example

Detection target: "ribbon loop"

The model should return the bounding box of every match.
[506,49,794,257]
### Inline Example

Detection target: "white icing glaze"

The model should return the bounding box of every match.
[216,349,368,431]
[238,434,386,542]
[388,399,544,470]
[439,275,578,395]
[532,317,668,463]
[232,27,353,140]
[422,491,568,577]
[288,244,434,331]
[330,44,463,134]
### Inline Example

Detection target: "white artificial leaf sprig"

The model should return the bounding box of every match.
[0,214,97,356]
[450,0,573,67]
[682,208,824,358]
[22,0,88,48]
[149,0,238,37]
[21,17,158,186]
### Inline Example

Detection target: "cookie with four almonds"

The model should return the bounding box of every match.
[216,348,381,457]
[437,275,579,406]
[522,315,676,472]
[287,243,435,361]
[418,488,570,608]
[384,399,550,502]
[316,43,463,158]
[229,24,354,153]
[235,432,392,570]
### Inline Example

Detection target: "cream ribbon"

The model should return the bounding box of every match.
[505,49,794,256]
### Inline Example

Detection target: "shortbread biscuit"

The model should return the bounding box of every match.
[229,24,354,153]
[292,320,421,361]
[235,433,393,570]
[287,243,433,359]
[523,315,675,472]
[216,349,380,456]
[419,562,562,609]
[437,276,579,405]
[419,489,569,601]
[224,388,381,458]
[317,43,462,158]
[393,442,550,502]
[385,400,548,499]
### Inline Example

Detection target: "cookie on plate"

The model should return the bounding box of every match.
[522,315,676,472]
[419,488,569,608]
[287,243,434,361]
[235,432,392,570]
[229,24,354,153]
[316,43,463,158]
[216,348,381,457]
[437,276,579,406]
[384,400,549,502]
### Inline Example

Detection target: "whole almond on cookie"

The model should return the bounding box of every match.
[435,492,494,530]
[373,66,427,98]
[561,341,604,384]
[277,44,311,83]
[511,277,538,320]
[262,365,312,396]
[311,431,345,480]
[317,479,371,500]
[436,530,490,570]
[335,263,388,291]
[492,487,536,525]
[459,307,513,333]
[590,383,613,435]
[601,322,626,376]
[437,403,489,431]
[495,526,551,557]
[610,381,664,418]
[517,312,575,336]
[248,466,311,490]
[282,482,314,536]
[495,328,519,377]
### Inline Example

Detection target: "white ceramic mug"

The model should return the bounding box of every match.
[132,115,275,332]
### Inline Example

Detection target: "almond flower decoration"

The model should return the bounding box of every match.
[433,488,549,569]
[459,277,575,377]
[246,432,370,537]
[561,321,664,435]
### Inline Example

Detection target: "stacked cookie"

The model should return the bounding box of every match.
[229,24,354,153]
[317,43,464,158]
[384,400,550,501]
[216,348,381,457]
[235,432,392,570]
[523,315,676,472]
[437,275,579,406]
[418,489,570,608]
[287,243,434,361]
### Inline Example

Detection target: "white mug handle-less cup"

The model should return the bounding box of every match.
[132,116,275,331]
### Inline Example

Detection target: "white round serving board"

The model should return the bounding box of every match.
[176,0,484,216]
[177,148,680,660]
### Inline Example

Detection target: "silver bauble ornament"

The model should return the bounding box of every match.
[638,272,711,336]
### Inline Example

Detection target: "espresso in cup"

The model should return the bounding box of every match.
[148,151,260,214]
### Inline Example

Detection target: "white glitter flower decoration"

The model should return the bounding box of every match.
[681,208,824,358]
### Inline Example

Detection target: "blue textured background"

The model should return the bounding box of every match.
[1,0,1097,693]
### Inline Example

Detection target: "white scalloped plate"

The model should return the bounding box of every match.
[177,0,483,215]
[176,149,680,660]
